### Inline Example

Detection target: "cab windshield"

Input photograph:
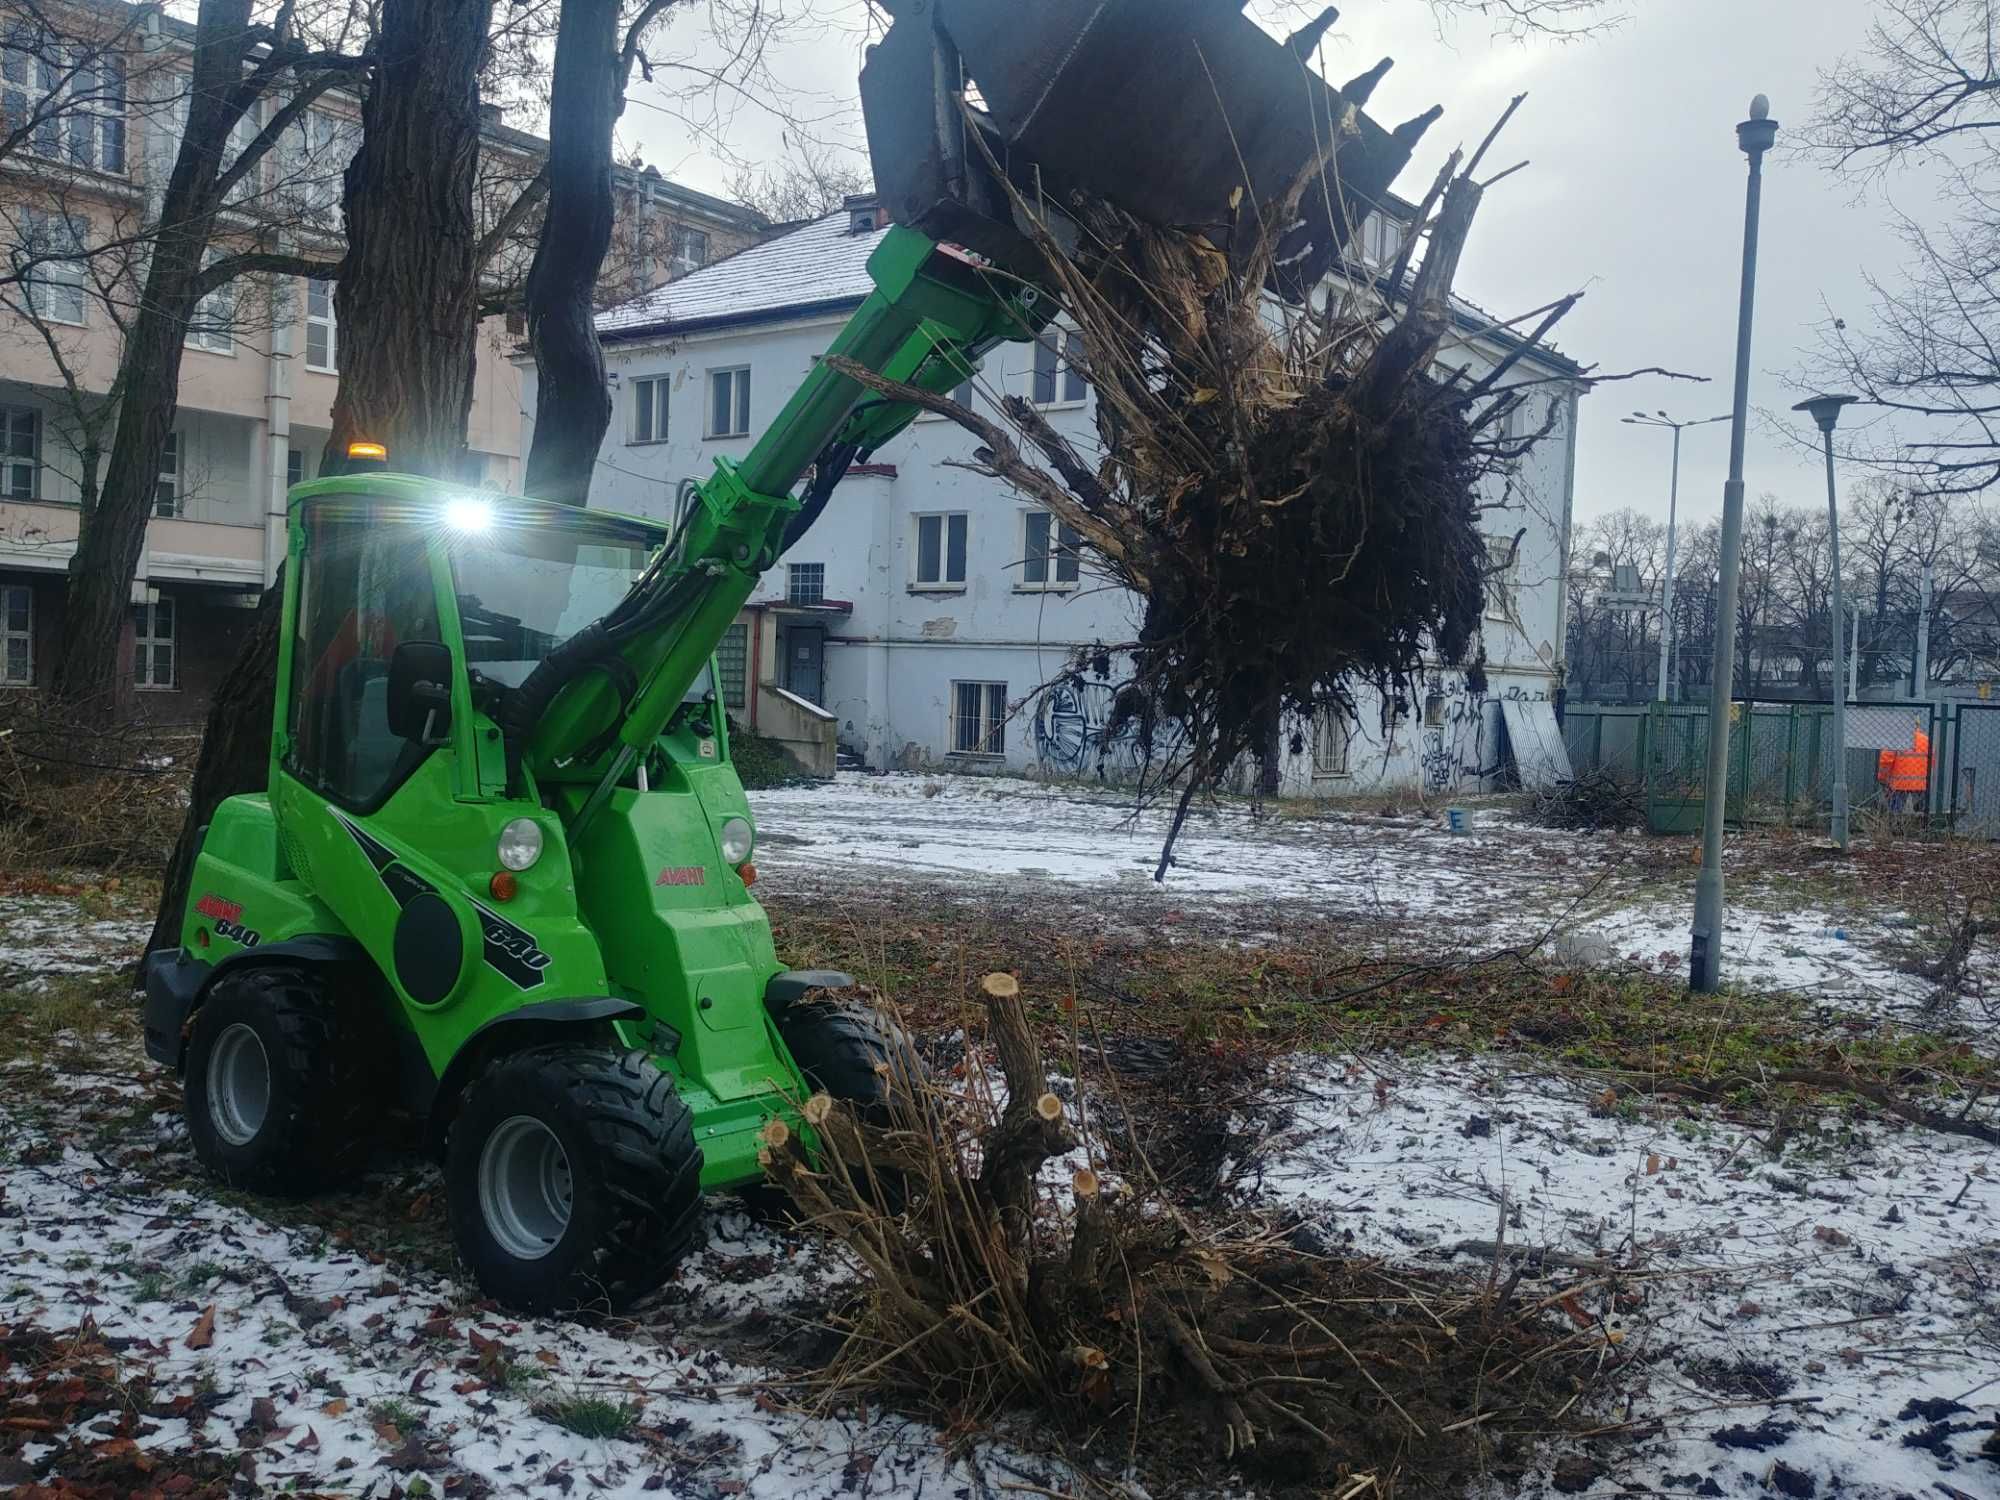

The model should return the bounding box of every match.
[447,506,661,687]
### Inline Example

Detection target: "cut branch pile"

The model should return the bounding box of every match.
[765,973,1611,1493]
[0,693,196,870]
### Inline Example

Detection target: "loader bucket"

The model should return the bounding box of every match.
[861,0,1441,299]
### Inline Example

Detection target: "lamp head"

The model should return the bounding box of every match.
[1792,393,1859,433]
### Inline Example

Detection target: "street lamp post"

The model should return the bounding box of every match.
[1793,393,1858,850]
[1622,411,1732,702]
[1691,95,1779,996]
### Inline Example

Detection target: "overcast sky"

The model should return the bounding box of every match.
[618,0,1930,531]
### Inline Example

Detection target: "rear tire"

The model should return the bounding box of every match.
[772,1000,924,1214]
[445,1046,703,1314]
[776,1001,916,1122]
[183,963,377,1194]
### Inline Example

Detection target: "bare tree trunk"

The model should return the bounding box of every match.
[50,0,262,715]
[324,0,491,474]
[521,0,620,505]
[151,0,493,949]
[144,580,281,957]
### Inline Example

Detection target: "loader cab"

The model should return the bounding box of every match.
[274,475,687,815]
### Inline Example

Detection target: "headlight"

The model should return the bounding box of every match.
[719,816,754,866]
[497,817,544,871]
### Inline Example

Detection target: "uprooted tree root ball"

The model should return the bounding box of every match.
[829,105,1585,874]
[763,974,1615,1495]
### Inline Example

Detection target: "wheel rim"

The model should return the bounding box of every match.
[206,1023,271,1147]
[478,1115,573,1261]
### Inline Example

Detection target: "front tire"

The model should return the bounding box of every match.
[183,963,378,1194]
[445,1046,703,1314]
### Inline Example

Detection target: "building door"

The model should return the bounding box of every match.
[786,625,825,706]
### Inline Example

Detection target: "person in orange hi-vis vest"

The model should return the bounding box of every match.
[1876,725,1931,811]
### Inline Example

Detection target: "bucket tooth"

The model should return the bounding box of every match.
[1342,57,1394,107]
[1285,7,1340,59]
[1394,105,1445,149]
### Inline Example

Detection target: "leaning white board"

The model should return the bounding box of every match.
[1502,699,1573,791]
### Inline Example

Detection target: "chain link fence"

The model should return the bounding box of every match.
[1563,698,1949,835]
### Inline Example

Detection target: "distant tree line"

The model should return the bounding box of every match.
[1565,483,2000,703]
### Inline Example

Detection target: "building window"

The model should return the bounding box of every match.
[187,259,233,353]
[914,512,967,587]
[305,279,337,372]
[1357,211,1402,267]
[1021,510,1081,589]
[786,562,825,605]
[20,208,86,325]
[1032,330,1086,406]
[287,448,305,487]
[707,366,751,438]
[0,407,38,498]
[154,431,179,516]
[669,224,708,275]
[1484,536,1518,622]
[280,108,355,214]
[1311,706,1351,777]
[133,595,175,690]
[631,375,669,443]
[1,40,125,174]
[715,621,749,710]
[951,680,1008,756]
[1,583,30,685]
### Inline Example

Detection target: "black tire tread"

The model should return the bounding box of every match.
[185,962,378,1195]
[450,1045,703,1312]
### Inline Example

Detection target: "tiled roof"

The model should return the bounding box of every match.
[598,211,881,338]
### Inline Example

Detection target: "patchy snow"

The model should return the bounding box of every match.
[1250,1054,2000,1499]
[0,895,151,984]
[748,773,1975,1028]
[0,1111,1072,1498]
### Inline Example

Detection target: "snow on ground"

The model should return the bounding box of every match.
[748,773,1968,1022]
[1249,1054,2000,1499]
[0,893,151,986]
[0,1089,1067,1498]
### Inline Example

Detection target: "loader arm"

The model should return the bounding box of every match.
[507,226,1047,813]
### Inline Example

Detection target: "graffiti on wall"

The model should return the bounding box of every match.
[1410,678,1548,793]
[1031,674,1193,784]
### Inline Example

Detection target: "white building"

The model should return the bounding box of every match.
[534,198,1585,795]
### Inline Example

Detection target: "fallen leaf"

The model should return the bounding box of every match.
[419,1316,454,1339]
[184,1305,216,1350]
[374,1422,403,1444]
[1645,1154,1660,1175]
[1556,1293,1594,1330]
[534,1349,560,1368]
[1814,1225,1853,1248]
[293,1428,320,1454]
[321,1399,349,1417]
[250,1397,279,1430]
[409,1368,431,1395]
[405,1193,433,1221]
[452,1379,484,1395]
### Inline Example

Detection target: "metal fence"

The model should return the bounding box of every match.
[1563,698,1954,834]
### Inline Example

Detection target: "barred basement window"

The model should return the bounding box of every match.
[951,680,1007,756]
[1311,706,1350,777]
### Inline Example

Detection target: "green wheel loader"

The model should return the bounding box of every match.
[143,0,1435,1312]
